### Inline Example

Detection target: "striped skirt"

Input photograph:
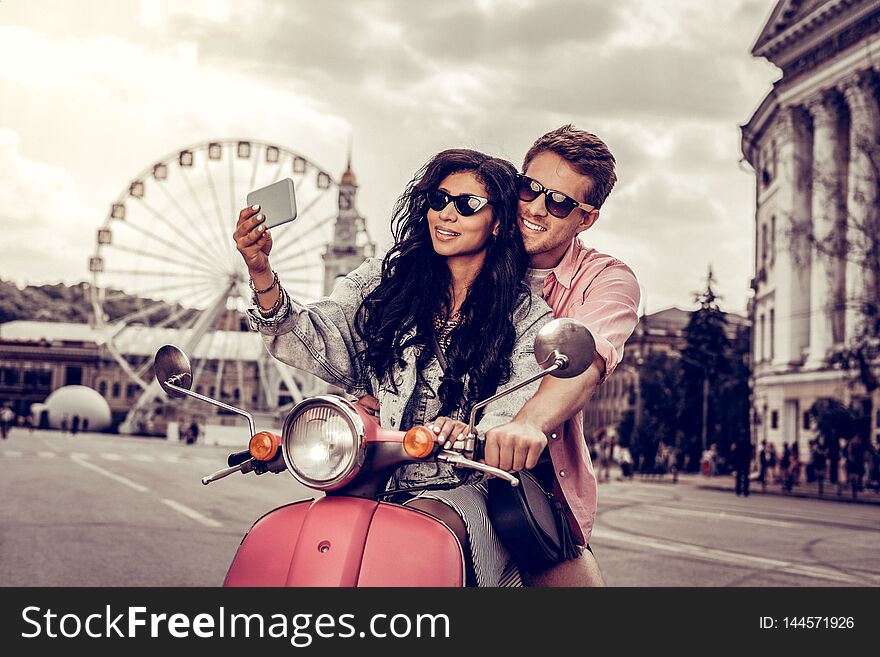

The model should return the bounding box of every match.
[405,482,522,587]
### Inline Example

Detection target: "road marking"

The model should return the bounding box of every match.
[100,453,123,461]
[2,450,22,457]
[131,454,156,462]
[603,489,880,529]
[159,455,182,463]
[161,499,222,528]
[68,454,221,529]
[70,454,149,493]
[40,438,61,452]
[37,451,57,458]
[592,527,878,585]
[643,505,794,528]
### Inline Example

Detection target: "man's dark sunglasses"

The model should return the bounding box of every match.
[516,174,596,219]
[425,189,491,216]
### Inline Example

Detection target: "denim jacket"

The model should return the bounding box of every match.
[248,258,553,437]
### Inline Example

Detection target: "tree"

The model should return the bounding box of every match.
[630,351,685,470]
[808,396,863,475]
[617,269,752,472]
[617,408,635,451]
[678,267,752,469]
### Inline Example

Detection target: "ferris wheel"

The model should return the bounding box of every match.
[89,139,373,433]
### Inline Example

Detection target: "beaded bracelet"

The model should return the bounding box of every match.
[256,286,284,317]
[249,270,278,295]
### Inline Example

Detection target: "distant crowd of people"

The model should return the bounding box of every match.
[757,436,879,500]
[590,432,880,500]
[594,434,678,484]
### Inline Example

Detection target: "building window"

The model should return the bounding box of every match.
[126,384,139,399]
[759,314,765,362]
[770,215,776,265]
[771,140,778,178]
[65,366,83,386]
[98,381,107,396]
[803,411,811,430]
[769,309,775,361]
[761,224,768,269]
[24,370,52,389]
[112,382,121,398]
[771,410,779,430]
[0,367,20,386]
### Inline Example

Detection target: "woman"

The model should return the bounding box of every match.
[780,443,791,492]
[233,149,552,586]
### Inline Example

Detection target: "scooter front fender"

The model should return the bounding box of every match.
[224,496,465,587]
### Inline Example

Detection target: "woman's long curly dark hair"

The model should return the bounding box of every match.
[355,149,530,416]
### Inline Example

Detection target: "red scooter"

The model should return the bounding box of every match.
[154,318,594,586]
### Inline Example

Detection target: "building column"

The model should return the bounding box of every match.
[775,106,813,364]
[805,93,847,366]
[842,71,880,344]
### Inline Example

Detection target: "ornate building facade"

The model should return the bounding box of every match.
[741,0,880,451]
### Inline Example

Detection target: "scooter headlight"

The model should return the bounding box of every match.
[281,395,365,490]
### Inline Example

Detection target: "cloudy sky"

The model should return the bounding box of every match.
[0,0,780,315]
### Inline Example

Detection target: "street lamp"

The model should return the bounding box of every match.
[680,353,710,454]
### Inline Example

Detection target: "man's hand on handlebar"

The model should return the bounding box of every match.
[483,420,547,472]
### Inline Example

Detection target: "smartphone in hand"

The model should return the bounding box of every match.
[246,178,298,229]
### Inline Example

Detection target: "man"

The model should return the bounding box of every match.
[730,439,752,497]
[359,126,640,586]
[0,406,14,440]
[483,125,640,585]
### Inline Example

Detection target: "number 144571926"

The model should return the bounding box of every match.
[784,617,853,629]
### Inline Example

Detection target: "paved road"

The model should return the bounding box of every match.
[592,474,880,586]
[0,428,311,586]
[2,428,878,586]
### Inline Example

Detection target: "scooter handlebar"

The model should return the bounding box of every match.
[227,450,252,468]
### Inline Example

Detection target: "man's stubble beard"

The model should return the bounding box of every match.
[522,227,573,258]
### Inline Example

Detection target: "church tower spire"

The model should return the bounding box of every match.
[322,146,370,295]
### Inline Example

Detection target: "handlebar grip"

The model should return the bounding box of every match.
[227,450,251,467]
[472,434,484,461]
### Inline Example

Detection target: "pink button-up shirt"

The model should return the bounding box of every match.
[540,237,640,545]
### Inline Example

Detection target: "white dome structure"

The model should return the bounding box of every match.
[43,385,112,432]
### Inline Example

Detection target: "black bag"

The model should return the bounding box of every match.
[486,469,581,571]
[429,335,579,571]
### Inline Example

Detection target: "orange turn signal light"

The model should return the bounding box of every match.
[249,431,279,461]
[403,426,435,459]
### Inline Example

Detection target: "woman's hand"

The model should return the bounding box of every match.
[353,395,380,416]
[234,205,273,275]
[429,416,469,450]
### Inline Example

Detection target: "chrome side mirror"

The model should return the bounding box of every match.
[154,344,259,484]
[534,318,596,379]
[464,318,597,449]
[155,344,192,397]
